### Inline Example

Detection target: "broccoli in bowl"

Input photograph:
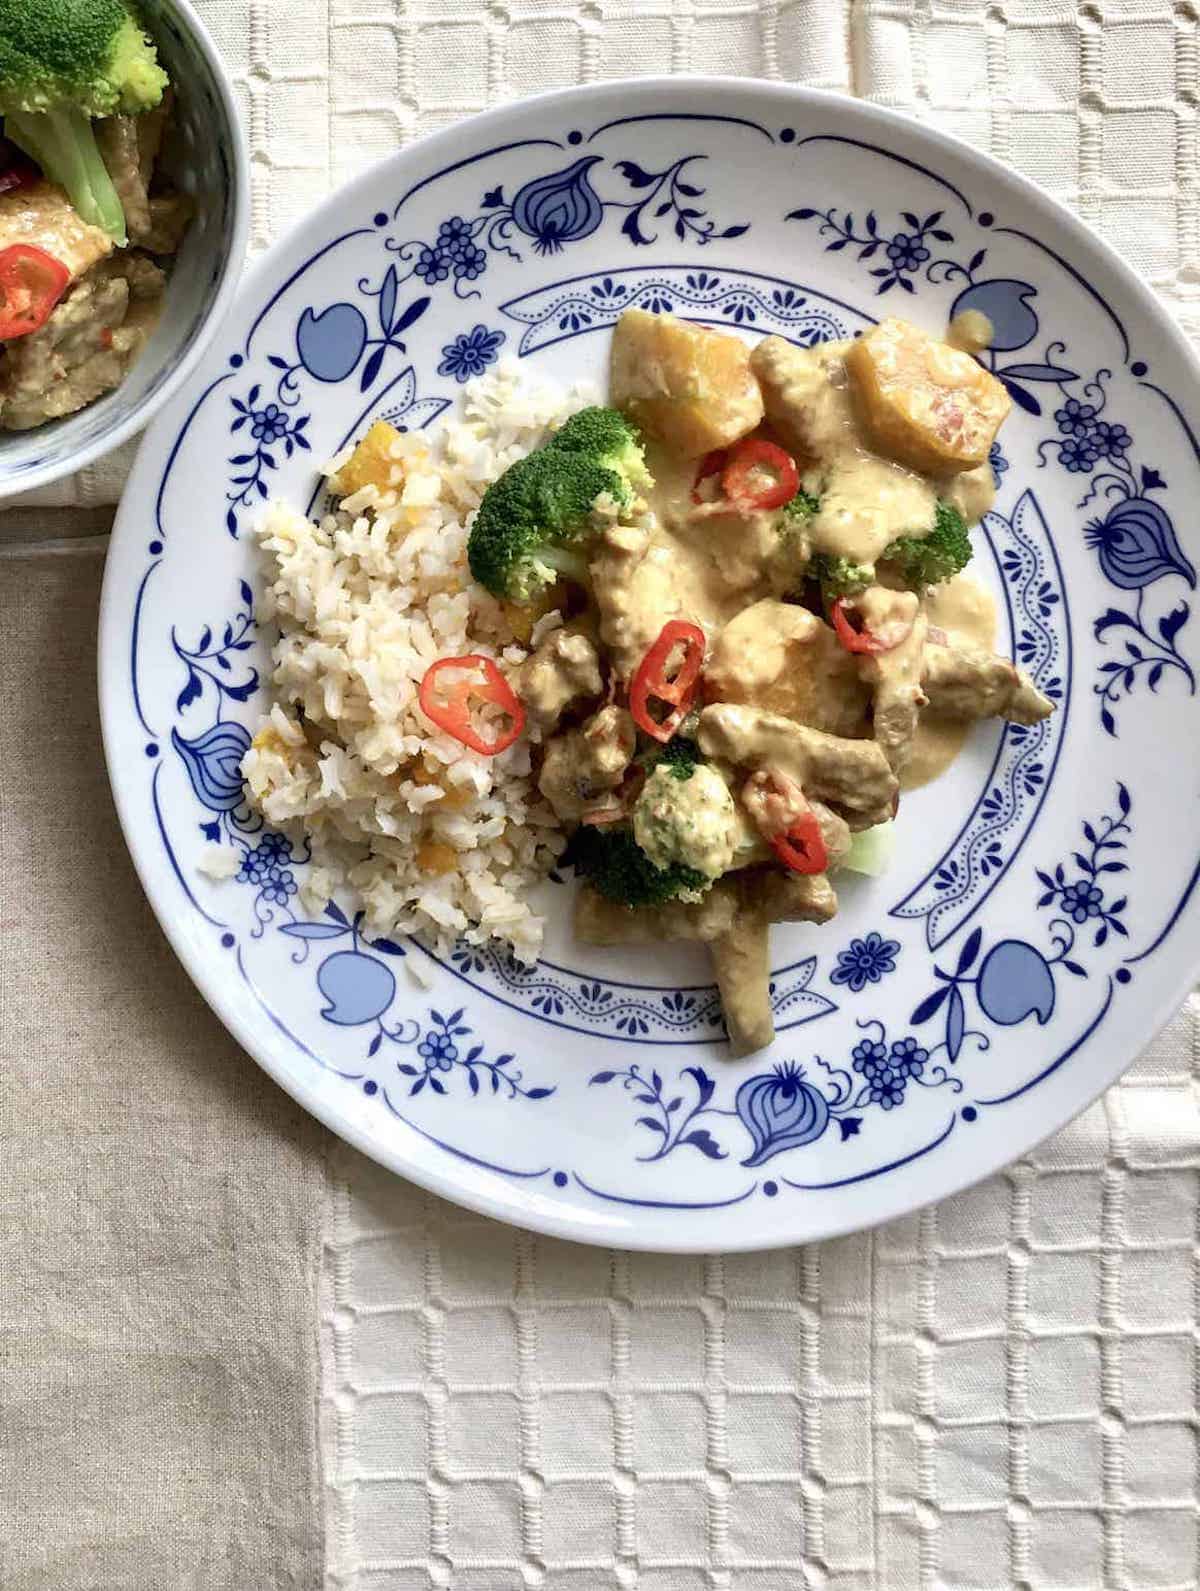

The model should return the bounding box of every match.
[0,0,194,433]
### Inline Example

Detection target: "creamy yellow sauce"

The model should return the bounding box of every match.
[599,313,1008,794]
[755,338,940,564]
[750,334,999,567]
[903,572,998,790]
[592,441,790,674]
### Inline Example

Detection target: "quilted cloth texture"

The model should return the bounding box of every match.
[325,1001,1200,1588]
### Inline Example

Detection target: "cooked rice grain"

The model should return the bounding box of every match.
[240,361,599,963]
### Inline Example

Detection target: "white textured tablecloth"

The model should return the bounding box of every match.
[12,2,1199,1586]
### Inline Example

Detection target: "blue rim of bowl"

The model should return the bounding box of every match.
[0,0,250,501]
[100,77,1200,1250]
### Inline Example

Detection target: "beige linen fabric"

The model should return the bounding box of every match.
[0,548,328,1589]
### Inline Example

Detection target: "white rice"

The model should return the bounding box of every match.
[240,360,600,964]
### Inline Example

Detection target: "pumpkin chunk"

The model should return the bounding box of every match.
[846,318,1010,476]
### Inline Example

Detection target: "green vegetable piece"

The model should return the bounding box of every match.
[0,0,168,242]
[548,404,652,492]
[658,736,699,781]
[879,501,973,590]
[633,763,739,881]
[566,824,709,910]
[808,503,973,601]
[842,820,896,877]
[468,406,650,603]
[782,487,820,524]
[808,552,876,601]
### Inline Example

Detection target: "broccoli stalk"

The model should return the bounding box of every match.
[566,824,707,909]
[468,406,650,604]
[808,501,973,598]
[0,0,169,242]
[4,105,125,239]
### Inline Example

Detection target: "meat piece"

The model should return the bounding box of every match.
[136,95,171,177]
[610,308,763,457]
[747,866,839,925]
[0,179,113,285]
[589,520,675,681]
[850,586,929,775]
[922,642,1053,725]
[576,860,840,1058]
[115,252,166,303]
[698,703,898,830]
[711,919,773,1057]
[669,499,796,606]
[845,318,1011,476]
[95,93,191,254]
[706,599,869,738]
[574,877,740,945]
[97,116,152,241]
[537,705,635,822]
[0,254,166,431]
[751,335,845,462]
[942,460,996,526]
[139,193,193,256]
[590,504,791,683]
[713,862,842,1055]
[514,626,603,737]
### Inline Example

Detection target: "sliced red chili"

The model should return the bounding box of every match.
[629,620,706,744]
[0,243,70,341]
[690,448,728,504]
[418,654,525,756]
[770,809,829,875]
[830,597,892,655]
[721,438,799,511]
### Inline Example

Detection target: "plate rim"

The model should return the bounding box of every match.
[100,75,1200,1250]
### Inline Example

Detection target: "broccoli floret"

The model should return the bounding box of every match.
[657,736,699,781]
[634,762,739,880]
[566,825,708,909]
[548,405,651,493]
[0,0,168,242]
[808,503,973,601]
[879,501,973,590]
[782,487,820,524]
[809,552,876,601]
[469,407,650,604]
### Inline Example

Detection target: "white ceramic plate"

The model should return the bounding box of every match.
[101,79,1200,1251]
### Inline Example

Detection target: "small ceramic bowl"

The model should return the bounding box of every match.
[0,0,248,499]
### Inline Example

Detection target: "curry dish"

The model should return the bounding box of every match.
[323,308,1054,1055]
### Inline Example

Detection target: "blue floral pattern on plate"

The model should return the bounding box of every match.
[830,932,900,993]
